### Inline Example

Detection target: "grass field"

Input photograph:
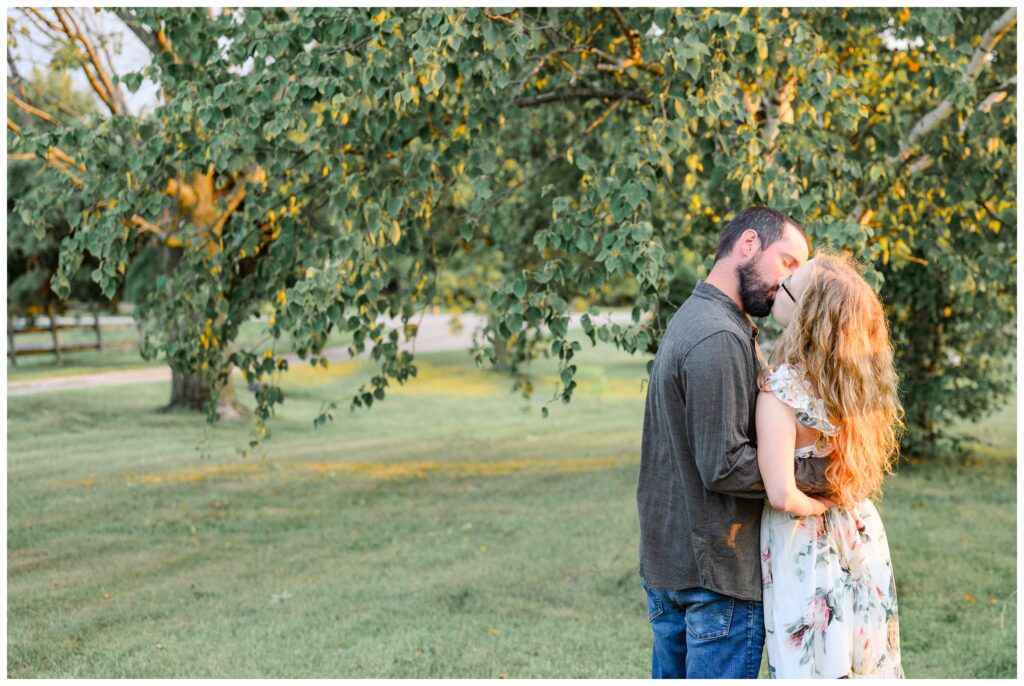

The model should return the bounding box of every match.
[6,339,1017,677]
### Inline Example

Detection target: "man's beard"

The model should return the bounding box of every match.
[737,254,777,317]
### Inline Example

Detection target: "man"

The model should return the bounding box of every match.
[636,206,832,679]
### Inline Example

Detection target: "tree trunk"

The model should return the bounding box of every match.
[166,365,244,419]
[492,333,510,371]
[157,243,243,419]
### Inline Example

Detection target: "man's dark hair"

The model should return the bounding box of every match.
[714,206,805,262]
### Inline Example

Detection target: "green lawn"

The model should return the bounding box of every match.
[6,341,1016,677]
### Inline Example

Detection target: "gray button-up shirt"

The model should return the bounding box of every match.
[637,280,829,601]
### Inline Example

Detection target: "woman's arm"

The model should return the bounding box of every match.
[756,390,832,517]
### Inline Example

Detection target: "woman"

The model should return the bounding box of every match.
[756,252,905,678]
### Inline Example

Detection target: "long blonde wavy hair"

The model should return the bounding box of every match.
[761,251,905,509]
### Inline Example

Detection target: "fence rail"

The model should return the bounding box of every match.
[7,303,106,367]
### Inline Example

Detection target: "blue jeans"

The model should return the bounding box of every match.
[643,580,765,679]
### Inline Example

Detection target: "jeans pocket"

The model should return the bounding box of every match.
[686,593,735,641]
[645,584,665,623]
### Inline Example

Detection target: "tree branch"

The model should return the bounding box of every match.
[602,8,665,76]
[584,96,625,134]
[891,7,1016,167]
[483,9,514,25]
[850,8,1016,222]
[209,184,248,238]
[48,9,117,115]
[54,8,124,116]
[24,8,65,37]
[608,7,632,37]
[904,77,1016,177]
[7,92,63,126]
[83,9,129,113]
[19,75,83,119]
[127,214,166,238]
[980,199,1013,231]
[112,9,162,55]
[155,26,179,63]
[514,87,649,107]
[762,74,798,148]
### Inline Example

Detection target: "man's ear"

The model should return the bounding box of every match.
[739,229,761,258]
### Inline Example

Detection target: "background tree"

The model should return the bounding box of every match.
[8,8,249,414]
[9,7,1016,457]
[7,61,111,322]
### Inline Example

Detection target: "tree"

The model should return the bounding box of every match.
[8,8,247,415]
[10,8,1016,457]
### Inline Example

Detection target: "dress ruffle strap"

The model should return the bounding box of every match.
[763,363,839,437]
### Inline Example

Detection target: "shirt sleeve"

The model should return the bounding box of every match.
[682,331,766,499]
[794,456,832,495]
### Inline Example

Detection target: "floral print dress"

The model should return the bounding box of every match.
[760,364,904,679]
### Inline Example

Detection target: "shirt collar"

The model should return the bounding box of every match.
[692,280,760,339]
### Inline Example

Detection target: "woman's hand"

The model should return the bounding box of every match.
[806,495,835,516]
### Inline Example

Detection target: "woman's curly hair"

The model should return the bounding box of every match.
[762,251,906,509]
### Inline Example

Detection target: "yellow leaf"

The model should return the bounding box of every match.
[118,262,126,275]
[566,147,574,164]
[674,99,685,119]
[340,112,350,126]
[322,165,329,177]
[390,220,402,245]
[277,290,287,305]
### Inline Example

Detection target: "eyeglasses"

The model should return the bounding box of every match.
[779,278,798,304]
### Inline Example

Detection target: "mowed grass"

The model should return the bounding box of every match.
[6,340,1017,678]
